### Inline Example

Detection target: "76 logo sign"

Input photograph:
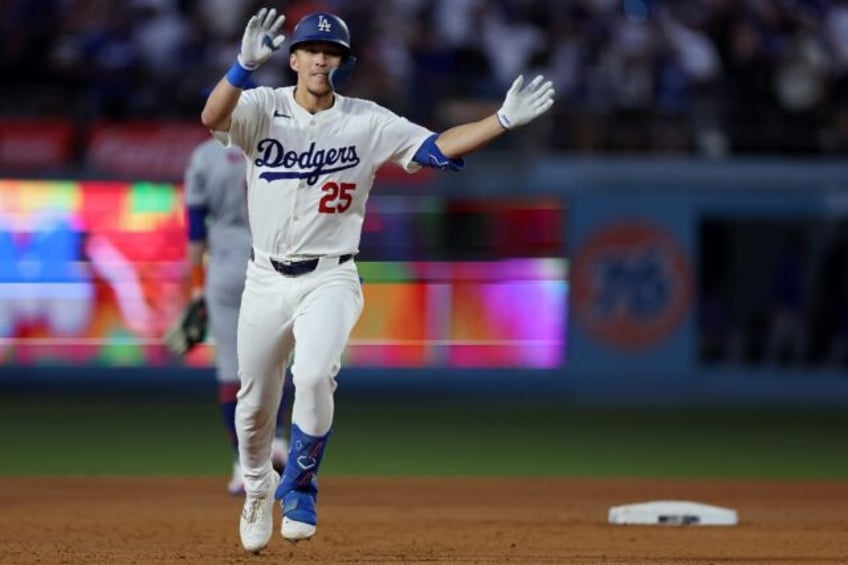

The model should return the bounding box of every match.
[318,181,356,214]
[571,222,692,350]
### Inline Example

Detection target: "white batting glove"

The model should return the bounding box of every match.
[237,7,286,70]
[496,75,556,130]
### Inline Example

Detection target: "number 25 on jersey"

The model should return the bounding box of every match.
[318,181,356,214]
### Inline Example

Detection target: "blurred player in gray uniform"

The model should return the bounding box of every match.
[201,8,555,553]
[183,136,291,495]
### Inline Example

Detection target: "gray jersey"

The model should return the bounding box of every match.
[184,138,252,382]
[184,138,252,255]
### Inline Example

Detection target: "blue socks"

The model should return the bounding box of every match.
[275,424,331,501]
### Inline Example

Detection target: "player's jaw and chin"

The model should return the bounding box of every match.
[304,73,332,97]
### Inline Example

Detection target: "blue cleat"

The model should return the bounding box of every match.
[276,424,331,542]
[282,490,317,541]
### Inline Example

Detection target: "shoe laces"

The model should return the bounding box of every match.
[242,496,265,524]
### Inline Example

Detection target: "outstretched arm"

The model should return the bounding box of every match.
[200,8,286,131]
[435,75,555,159]
[434,115,506,159]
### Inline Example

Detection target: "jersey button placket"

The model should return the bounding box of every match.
[298,131,310,194]
[295,172,307,219]
[285,182,300,252]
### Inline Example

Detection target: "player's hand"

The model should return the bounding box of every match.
[238,7,286,70]
[496,75,555,130]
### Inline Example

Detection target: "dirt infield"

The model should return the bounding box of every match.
[0,477,845,564]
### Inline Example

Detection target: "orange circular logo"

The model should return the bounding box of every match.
[571,222,692,350]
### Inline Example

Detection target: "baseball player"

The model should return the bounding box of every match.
[200,8,555,553]
[182,135,292,495]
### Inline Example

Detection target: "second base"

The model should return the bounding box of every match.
[608,500,738,526]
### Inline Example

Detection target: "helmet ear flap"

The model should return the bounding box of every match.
[329,55,356,91]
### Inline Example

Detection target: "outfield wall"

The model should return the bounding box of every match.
[3,157,848,405]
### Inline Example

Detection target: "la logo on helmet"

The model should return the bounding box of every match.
[317,15,332,32]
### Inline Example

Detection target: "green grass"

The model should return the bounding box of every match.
[1,391,846,479]
[0,393,231,476]
[330,398,848,479]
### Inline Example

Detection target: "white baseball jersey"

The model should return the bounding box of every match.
[214,86,433,259]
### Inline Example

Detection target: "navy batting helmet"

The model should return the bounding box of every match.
[289,12,351,56]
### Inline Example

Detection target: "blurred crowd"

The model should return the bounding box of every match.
[700,219,848,369]
[4,0,848,155]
